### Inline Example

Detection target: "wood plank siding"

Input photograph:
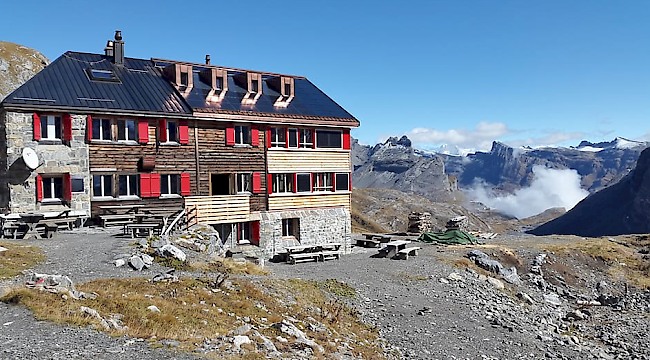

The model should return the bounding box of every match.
[195,121,266,211]
[185,195,250,225]
[267,149,351,173]
[268,194,350,212]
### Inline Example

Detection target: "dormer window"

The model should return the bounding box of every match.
[201,68,228,102]
[180,72,189,86]
[251,80,259,94]
[239,72,262,105]
[163,64,193,90]
[86,68,120,83]
[216,76,224,90]
[273,77,294,107]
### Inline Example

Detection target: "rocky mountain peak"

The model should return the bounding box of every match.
[384,135,412,148]
[0,41,50,101]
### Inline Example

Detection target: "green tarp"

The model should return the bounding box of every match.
[417,230,482,245]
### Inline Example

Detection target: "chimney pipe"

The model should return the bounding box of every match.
[104,40,114,57]
[205,55,211,65]
[113,30,124,65]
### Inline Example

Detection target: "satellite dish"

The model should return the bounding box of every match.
[22,148,39,170]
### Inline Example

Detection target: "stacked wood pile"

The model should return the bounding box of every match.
[408,212,432,234]
[446,216,469,232]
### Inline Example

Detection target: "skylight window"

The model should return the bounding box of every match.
[86,68,120,83]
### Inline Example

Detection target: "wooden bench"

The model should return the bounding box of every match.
[320,250,342,261]
[356,238,381,248]
[124,223,161,238]
[288,252,321,265]
[396,246,421,260]
[99,214,135,227]
[2,221,22,239]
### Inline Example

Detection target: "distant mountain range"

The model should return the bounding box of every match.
[352,135,649,202]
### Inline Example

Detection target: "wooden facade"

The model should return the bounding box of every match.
[268,194,351,212]
[267,149,351,173]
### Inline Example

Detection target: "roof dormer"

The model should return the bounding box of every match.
[199,67,228,102]
[163,64,193,95]
[267,76,294,108]
[234,72,262,105]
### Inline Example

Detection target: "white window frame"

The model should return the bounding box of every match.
[315,129,343,149]
[161,174,180,196]
[117,119,137,142]
[272,173,293,193]
[166,121,179,143]
[312,173,333,192]
[92,174,113,199]
[42,115,62,140]
[282,218,299,238]
[335,173,350,192]
[288,128,298,148]
[118,174,139,198]
[237,222,251,244]
[234,125,250,145]
[42,176,63,200]
[236,173,252,193]
[296,173,311,193]
[299,129,314,148]
[92,118,112,141]
[270,127,286,148]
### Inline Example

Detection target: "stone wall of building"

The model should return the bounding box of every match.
[259,207,352,257]
[2,111,90,215]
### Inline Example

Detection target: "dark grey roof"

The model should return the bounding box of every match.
[1,52,191,115]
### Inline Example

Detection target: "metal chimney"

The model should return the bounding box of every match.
[113,30,124,65]
[205,55,211,65]
[104,40,114,57]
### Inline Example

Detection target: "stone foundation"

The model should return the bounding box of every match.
[1,111,90,215]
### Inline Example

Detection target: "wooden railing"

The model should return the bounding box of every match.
[184,195,250,227]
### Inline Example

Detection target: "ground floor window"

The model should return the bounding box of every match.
[118,174,139,197]
[237,222,251,245]
[43,176,63,200]
[92,174,113,198]
[282,218,299,239]
[161,174,180,195]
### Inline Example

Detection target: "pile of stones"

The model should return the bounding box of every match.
[446,215,469,231]
[408,212,432,234]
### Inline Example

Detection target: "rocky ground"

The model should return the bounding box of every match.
[1,229,649,359]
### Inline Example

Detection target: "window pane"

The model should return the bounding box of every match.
[53,178,63,198]
[71,178,84,193]
[92,118,100,139]
[171,175,179,194]
[297,174,310,192]
[102,176,112,197]
[92,175,101,197]
[41,116,48,139]
[168,122,177,142]
[161,175,169,194]
[101,120,111,140]
[54,117,62,139]
[288,129,298,147]
[129,175,138,196]
[43,178,52,198]
[117,121,126,140]
[336,174,349,191]
[316,130,341,148]
[118,175,127,196]
[127,120,136,140]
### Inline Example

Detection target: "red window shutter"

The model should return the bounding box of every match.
[343,129,351,150]
[138,120,149,144]
[158,119,168,142]
[266,129,271,148]
[268,174,273,194]
[86,115,92,142]
[252,172,261,194]
[293,173,298,193]
[63,114,73,141]
[33,113,41,140]
[150,173,161,197]
[251,125,259,146]
[180,173,191,195]
[36,174,43,202]
[140,174,151,197]
[226,125,235,146]
[63,173,72,201]
[179,120,189,144]
[349,173,352,191]
[251,221,260,245]
[285,128,289,148]
[332,173,337,192]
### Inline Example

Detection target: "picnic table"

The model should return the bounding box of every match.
[19,213,45,240]
[98,204,145,214]
[379,240,411,259]
[285,243,344,264]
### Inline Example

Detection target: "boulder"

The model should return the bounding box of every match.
[232,335,251,350]
[129,256,145,271]
[156,244,186,262]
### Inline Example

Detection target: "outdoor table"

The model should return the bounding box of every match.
[98,204,145,215]
[381,240,412,258]
[19,213,45,239]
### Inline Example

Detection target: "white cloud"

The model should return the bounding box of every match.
[406,121,511,151]
[506,131,585,148]
[465,165,588,219]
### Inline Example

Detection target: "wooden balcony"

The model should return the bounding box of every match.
[185,195,250,226]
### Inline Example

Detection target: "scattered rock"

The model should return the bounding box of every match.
[156,244,186,262]
[114,259,126,268]
[447,272,463,281]
[147,305,161,313]
[487,277,505,290]
[543,293,561,306]
[232,335,251,349]
[129,256,145,271]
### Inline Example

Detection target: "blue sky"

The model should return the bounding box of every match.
[3,0,650,151]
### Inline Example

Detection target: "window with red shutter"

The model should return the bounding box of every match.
[343,129,351,150]
[158,119,168,143]
[180,173,191,195]
[150,173,161,197]
[267,174,273,194]
[86,115,92,142]
[36,174,43,202]
[266,129,272,148]
[179,121,189,144]
[140,174,152,197]
[33,113,41,140]
[63,173,72,201]
[138,120,149,144]
[62,114,73,142]
[252,173,261,194]
[251,126,259,146]
[226,126,235,146]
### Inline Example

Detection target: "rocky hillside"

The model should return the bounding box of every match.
[352,136,456,202]
[531,147,650,236]
[446,138,647,193]
[0,42,49,101]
